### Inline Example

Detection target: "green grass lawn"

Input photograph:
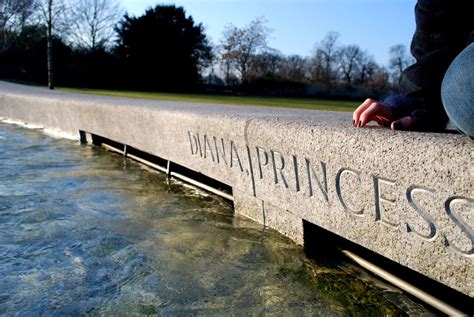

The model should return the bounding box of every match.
[59,87,359,112]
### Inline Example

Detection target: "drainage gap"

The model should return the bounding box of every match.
[126,145,168,173]
[303,220,473,315]
[91,134,125,152]
[85,132,233,202]
[169,161,233,200]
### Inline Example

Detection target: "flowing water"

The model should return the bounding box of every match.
[0,122,431,316]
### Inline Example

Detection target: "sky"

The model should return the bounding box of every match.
[120,0,417,66]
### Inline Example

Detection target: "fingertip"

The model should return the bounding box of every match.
[391,121,403,130]
[353,115,360,127]
[391,116,416,130]
[364,98,375,105]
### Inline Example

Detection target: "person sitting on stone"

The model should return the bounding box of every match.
[352,0,473,138]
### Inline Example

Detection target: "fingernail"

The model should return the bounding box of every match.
[393,122,402,130]
[358,120,362,127]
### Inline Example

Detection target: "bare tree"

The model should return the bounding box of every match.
[35,0,70,89]
[70,0,122,51]
[248,48,282,78]
[0,0,35,52]
[220,17,271,82]
[355,51,377,86]
[336,44,363,87]
[388,44,415,85]
[367,66,390,91]
[320,31,339,77]
[46,0,54,89]
[218,35,237,85]
[308,48,324,84]
[280,54,309,83]
[310,31,340,86]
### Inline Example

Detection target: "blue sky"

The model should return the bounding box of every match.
[120,0,417,66]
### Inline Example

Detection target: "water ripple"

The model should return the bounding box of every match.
[0,122,430,316]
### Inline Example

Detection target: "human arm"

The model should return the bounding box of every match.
[354,0,473,131]
[352,98,416,130]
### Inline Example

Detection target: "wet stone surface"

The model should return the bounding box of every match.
[0,123,431,316]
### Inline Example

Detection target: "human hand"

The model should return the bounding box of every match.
[352,98,416,130]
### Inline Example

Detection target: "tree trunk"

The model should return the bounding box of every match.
[225,61,230,86]
[47,0,54,90]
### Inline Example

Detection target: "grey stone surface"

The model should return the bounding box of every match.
[0,81,472,297]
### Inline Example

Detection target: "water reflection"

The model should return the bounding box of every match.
[0,123,429,316]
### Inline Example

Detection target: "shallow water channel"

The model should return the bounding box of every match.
[0,122,433,316]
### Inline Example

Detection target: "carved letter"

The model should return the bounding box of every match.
[271,150,289,188]
[203,134,215,162]
[246,145,257,197]
[230,141,244,172]
[336,168,364,216]
[256,146,269,179]
[213,136,227,166]
[406,186,438,241]
[305,158,329,203]
[373,175,399,228]
[444,196,473,257]
[293,155,300,192]
[188,131,201,156]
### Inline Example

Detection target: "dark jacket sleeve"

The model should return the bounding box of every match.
[383,0,474,131]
